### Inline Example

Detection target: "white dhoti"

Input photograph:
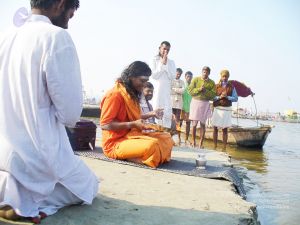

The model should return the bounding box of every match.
[0,159,99,217]
[0,14,99,218]
[211,106,233,128]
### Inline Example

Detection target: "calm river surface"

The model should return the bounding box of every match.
[214,119,300,225]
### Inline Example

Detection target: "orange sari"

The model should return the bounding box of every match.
[100,82,174,168]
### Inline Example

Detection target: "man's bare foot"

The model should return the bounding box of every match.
[191,142,196,148]
[0,206,20,220]
[199,145,204,149]
[31,212,48,224]
[184,140,192,146]
[177,138,181,146]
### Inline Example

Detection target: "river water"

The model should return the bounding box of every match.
[89,117,299,225]
[212,119,300,225]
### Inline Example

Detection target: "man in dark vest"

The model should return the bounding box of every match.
[211,70,238,150]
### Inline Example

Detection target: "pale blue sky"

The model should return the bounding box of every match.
[1,0,300,113]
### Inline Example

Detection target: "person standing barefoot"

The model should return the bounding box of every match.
[149,41,176,129]
[188,66,216,148]
[211,70,238,150]
[179,71,193,146]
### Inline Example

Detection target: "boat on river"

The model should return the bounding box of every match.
[203,124,272,148]
[206,80,272,148]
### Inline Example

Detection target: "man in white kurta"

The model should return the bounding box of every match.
[150,41,176,128]
[171,68,185,112]
[0,2,98,220]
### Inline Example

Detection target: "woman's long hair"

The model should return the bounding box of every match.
[117,61,152,103]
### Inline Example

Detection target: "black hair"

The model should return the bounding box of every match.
[160,41,171,47]
[202,66,211,74]
[30,0,80,10]
[144,81,154,89]
[185,71,193,77]
[176,68,183,74]
[117,61,152,103]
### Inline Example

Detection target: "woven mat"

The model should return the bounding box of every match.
[75,148,246,199]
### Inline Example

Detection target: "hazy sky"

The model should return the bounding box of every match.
[1,0,300,113]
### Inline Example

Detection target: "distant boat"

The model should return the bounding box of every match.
[203,124,273,148]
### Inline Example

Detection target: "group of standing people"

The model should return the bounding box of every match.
[100,40,238,171]
[147,42,238,150]
[0,0,238,222]
[187,66,238,150]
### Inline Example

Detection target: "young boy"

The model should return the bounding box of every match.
[140,82,163,123]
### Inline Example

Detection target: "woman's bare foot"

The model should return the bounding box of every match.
[127,158,143,164]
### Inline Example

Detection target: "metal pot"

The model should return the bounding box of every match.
[196,154,207,167]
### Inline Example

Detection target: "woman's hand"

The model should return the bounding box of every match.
[132,119,146,130]
[102,120,145,131]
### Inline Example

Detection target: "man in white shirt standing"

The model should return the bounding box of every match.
[150,41,176,128]
[0,0,98,222]
[171,68,185,144]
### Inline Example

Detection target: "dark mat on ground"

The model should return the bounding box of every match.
[75,148,246,199]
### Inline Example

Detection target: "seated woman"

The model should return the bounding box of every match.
[100,61,174,168]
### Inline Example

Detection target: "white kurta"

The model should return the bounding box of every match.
[150,55,176,128]
[171,78,185,109]
[0,15,98,217]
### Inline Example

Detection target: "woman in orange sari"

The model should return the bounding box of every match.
[100,61,174,168]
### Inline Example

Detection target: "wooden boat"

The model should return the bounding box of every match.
[201,80,272,148]
[203,124,272,148]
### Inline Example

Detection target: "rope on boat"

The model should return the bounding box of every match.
[252,95,259,127]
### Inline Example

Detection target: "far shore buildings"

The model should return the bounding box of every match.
[232,108,299,123]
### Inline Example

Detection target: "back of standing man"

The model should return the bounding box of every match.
[0,0,98,222]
